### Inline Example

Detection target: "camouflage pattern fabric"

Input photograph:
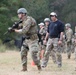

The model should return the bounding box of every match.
[19,16,41,68]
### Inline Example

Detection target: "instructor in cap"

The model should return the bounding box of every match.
[41,12,64,68]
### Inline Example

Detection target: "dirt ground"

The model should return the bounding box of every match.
[0,51,76,75]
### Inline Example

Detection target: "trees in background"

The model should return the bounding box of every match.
[0,0,76,40]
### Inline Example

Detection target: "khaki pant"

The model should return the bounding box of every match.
[41,38,62,67]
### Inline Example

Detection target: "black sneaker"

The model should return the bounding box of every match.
[41,65,46,68]
[58,64,62,68]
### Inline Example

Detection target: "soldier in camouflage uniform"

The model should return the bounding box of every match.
[62,34,66,53]
[38,22,46,49]
[44,18,56,63]
[38,22,46,59]
[65,23,73,59]
[71,35,75,53]
[41,12,64,68]
[44,18,50,33]
[14,8,41,71]
[74,33,76,60]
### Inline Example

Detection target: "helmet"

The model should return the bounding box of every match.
[65,23,71,27]
[44,18,50,22]
[38,22,44,26]
[17,8,27,14]
[75,33,76,35]
[50,12,57,16]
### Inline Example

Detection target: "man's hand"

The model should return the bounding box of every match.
[43,40,47,45]
[75,39,76,43]
[14,29,22,33]
[14,29,19,32]
[58,40,62,45]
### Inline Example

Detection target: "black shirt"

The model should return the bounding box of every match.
[47,20,64,38]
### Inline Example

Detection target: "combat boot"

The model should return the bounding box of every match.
[68,55,71,59]
[37,65,42,71]
[21,66,27,71]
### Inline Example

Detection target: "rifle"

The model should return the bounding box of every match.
[4,20,23,35]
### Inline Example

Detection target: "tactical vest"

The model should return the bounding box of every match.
[23,16,38,40]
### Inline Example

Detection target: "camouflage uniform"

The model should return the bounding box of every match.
[65,28,73,59]
[38,25,46,59]
[19,16,41,70]
[62,34,66,53]
[71,36,75,53]
[42,38,63,67]
[39,25,46,49]
[74,33,76,59]
[43,18,57,63]
[45,26,56,64]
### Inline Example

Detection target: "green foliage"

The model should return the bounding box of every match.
[0,45,6,52]
[0,39,6,52]
[0,0,76,41]
[0,39,19,52]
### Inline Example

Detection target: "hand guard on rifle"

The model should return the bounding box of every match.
[4,20,23,35]
[8,27,15,32]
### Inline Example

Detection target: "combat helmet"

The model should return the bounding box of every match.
[65,23,71,27]
[44,18,50,22]
[17,8,27,14]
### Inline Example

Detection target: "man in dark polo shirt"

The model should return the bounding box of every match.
[41,12,64,68]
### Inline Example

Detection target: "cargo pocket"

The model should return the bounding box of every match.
[30,34,38,40]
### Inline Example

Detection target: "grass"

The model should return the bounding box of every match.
[0,39,20,52]
[0,51,76,75]
[0,44,7,52]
